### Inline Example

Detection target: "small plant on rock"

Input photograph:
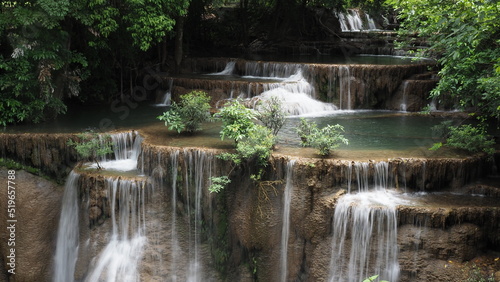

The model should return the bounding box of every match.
[297,119,348,156]
[157,90,212,133]
[217,99,257,144]
[67,131,113,170]
[209,100,276,193]
[256,96,287,135]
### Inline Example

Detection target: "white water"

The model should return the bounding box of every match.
[93,131,143,171]
[337,9,378,32]
[156,78,174,107]
[280,160,296,282]
[170,150,180,282]
[183,149,212,282]
[339,66,352,110]
[53,171,81,282]
[209,61,236,75]
[329,161,403,282]
[245,69,338,116]
[84,178,147,282]
[400,80,409,112]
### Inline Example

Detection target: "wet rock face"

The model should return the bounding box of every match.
[398,223,485,281]
[0,133,77,181]
[0,169,64,282]
[177,57,435,111]
[221,156,498,281]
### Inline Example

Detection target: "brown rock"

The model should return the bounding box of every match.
[0,169,63,282]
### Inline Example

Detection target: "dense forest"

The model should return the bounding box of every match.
[0,0,499,126]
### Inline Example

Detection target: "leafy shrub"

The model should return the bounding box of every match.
[217,99,257,143]
[297,117,318,145]
[157,91,211,133]
[67,131,113,170]
[363,274,389,282]
[297,119,349,156]
[256,96,287,135]
[236,124,276,168]
[430,121,495,155]
[210,100,277,193]
[446,124,495,154]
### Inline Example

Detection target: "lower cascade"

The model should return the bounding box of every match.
[329,162,403,282]
[85,178,147,282]
[52,133,219,281]
[53,171,81,282]
[44,132,499,282]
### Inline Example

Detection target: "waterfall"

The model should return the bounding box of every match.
[400,80,409,112]
[209,61,236,75]
[96,131,143,171]
[183,149,211,282]
[53,171,81,282]
[110,131,143,161]
[84,178,147,282]
[170,150,180,282]
[329,161,402,282]
[280,160,296,282]
[155,78,173,106]
[251,69,337,116]
[336,9,378,32]
[339,66,352,110]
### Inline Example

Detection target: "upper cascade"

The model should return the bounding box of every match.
[95,131,143,171]
[336,9,378,32]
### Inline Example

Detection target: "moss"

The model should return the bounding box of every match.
[210,189,231,277]
[0,158,60,184]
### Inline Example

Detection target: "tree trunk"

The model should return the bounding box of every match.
[174,16,185,74]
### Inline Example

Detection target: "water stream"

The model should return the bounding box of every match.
[53,171,81,282]
[84,178,147,282]
[329,162,405,282]
[280,160,296,282]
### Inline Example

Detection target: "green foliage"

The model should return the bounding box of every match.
[210,100,278,193]
[236,124,276,168]
[209,176,231,193]
[0,0,86,126]
[446,124,495,155]
[0,0,191,126]
[256,96,287,135]
[430,121,495,154]
[430,120,454,139]
[157,91,212,133]
[465,263,495,282]
[391,0,500,119]
[428,142,443,151]
[67,131,113,169]
[297,117,318,145]
[0,158,42,177]
[297,119,349,156]
[362,274,390,282]
[217,99,258,143]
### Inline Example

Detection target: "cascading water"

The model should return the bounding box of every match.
[329,161,404,282]
[53,171,81,282]
[169,150,180,282]
[54,132,146,282]
[400,80,409,112]
[336,9,378,32]
[84,178,147,282]
[339,66,352,110]
[209,61,236,75]
[96,131,143,171]
[154,78,173,106]
[238,62,338,115]
[280,160,296,282]
[182,149,213,282]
